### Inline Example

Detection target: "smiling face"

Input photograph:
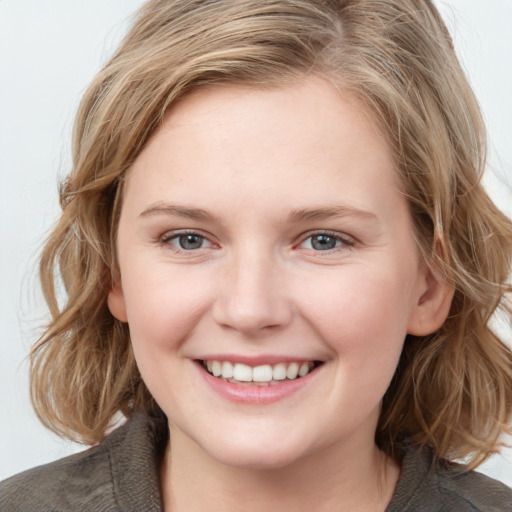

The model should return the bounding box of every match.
[108,77,448,470]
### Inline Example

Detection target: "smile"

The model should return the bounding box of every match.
[200,360,323,386]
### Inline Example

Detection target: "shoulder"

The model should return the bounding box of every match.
[435,464,512,511]
[0,412,166,512]
[387,442,512,512]
[0,441,115,511]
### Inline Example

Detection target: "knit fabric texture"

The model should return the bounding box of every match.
[1,412,511,511]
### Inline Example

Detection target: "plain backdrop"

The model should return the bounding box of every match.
[1,0,511,485]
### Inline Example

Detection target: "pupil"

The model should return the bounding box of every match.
[179,234,203,250]
[311,235,336,250]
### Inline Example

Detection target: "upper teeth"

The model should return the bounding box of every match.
[204,360,314,382]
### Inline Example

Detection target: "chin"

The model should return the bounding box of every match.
[199,434,310,471]
[213,446,303,471]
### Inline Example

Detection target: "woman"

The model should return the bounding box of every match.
[2,1,511,510]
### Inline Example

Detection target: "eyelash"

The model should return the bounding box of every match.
[158,230,214,253]
[157,229,355,255]
[297,230,355,253]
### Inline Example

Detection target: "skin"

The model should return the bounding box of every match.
[109,77,452,511]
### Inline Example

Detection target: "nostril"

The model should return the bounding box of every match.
[211,272,293,335]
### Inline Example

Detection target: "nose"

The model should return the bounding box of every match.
[212,251,293,336]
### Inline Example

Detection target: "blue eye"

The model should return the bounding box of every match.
[158,231,211,251]
[173,233,206,250]
[309,234,339,251]
[300,232,352,252]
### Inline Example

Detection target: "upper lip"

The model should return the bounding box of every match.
[195,354,323,366]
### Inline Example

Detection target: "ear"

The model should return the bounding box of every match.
[407,241,454,336]
[108,281,128,323]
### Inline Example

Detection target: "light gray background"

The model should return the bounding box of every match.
[1,0,511,485]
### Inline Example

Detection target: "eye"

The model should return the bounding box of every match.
[175,233,206,250]
[159,231,213,251]
[308,234,339,251]
[299,231,353,252]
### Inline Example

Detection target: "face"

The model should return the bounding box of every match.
[109,77,438,470]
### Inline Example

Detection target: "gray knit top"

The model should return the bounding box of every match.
[1,413,511,511]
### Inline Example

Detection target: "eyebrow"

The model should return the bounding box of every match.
[287,205,378,223]
[139,202,214,220]
[139,202,378,224]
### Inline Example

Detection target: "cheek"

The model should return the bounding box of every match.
[121,259,214,351]
[297,266,413,368]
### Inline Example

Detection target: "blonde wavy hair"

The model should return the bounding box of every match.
[31,0,512,467]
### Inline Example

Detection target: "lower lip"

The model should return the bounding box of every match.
[195,362,321,405]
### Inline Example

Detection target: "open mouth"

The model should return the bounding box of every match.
[198,360,324,386]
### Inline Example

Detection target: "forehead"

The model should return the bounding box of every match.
[122,77,404,226]
[162,78,388,165]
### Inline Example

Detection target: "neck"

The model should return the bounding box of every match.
[160,426,400,512]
